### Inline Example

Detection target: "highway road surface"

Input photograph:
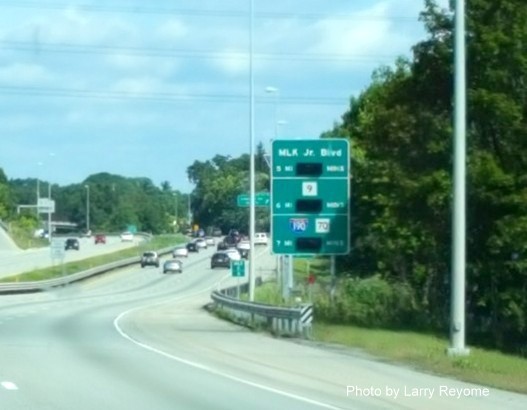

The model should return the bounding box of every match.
[0,244,525,409]
[0,229,141,279]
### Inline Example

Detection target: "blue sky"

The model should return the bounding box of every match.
[0,0,448,193]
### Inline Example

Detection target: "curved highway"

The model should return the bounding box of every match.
[0,245,525,409]
[0,234,141,279]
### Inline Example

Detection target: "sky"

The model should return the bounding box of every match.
[0,0,449,193]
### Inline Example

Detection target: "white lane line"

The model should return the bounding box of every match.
[114,250,343,410]
[1,381,18,390]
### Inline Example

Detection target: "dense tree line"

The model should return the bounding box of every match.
[2,172,191,234]
[322,0,527,353]
[0,142,269,237]
[186,142,270,234]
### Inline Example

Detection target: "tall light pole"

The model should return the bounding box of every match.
[248,0,256,302]
[266,85,290,299]
[47,181,52,242]
[187,192,192,229]
[85,185,90,232]
[449,0,469,356]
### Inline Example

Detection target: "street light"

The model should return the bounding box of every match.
[248,0,256,302]
[265,86,279,139]
[47,180,52,242]
[85,185,90,232]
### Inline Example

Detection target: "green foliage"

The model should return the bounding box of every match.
[324,0,527,353]
[315,276,420,329]
[186,142,270,233]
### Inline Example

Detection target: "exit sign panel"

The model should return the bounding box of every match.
[271,139,350,255]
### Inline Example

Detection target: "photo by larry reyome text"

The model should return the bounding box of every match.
[346,385,491,400]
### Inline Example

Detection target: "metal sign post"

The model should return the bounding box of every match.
[231,260,246,299]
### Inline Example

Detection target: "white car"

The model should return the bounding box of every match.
[205,237,215,246]
[172,247,188,258]
[195,238,208,249]
[120,232,134,242]
[224,248,241,261]
[254,232,268,246]
[237,241,250,251]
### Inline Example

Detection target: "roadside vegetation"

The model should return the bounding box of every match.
[251,259,527,394]
[5,214,48,250]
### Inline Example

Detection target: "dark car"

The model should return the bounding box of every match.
[211,252,231,269]
[94,234,106,244]
[186,241,199,252]
[163,259,183,274]
[217,241,228,251]
[224,232,240,247]
[65,238,80,251]
[140,251,160,268]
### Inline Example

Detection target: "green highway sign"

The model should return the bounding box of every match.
[271,139,350,255]
[236,192,270,207]
[231,260,246,277]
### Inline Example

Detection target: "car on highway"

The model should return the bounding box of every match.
[212,228,222,237]
[254,232,268,246]
[195,238,207,249]
[217,241,228,251]
[80,230,92,238]
[186,241,199,252]
[236,240,250,259]
[120,231,134,242]
[224,248,241,261]
[163,259,183,274]
[210,252,231,269]
[65,238,80,251]
[94,234,106,244]
[205,237,215,246]
[172,246,188,258]
[140,251,159,268]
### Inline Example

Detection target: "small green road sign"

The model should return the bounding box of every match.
[236,192,270,207]
[271,139,350,255]
[231,260,246,277]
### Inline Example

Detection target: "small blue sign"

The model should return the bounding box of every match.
[289,218,308,233]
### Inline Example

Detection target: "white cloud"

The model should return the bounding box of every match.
[155,19,189,42]
[0,63,54,85]
[111,76,165,94]
[105,54,178,78]
[310,2,393,56]
[212,50,248,76]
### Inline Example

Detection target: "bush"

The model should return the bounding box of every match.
[314,275,419,328]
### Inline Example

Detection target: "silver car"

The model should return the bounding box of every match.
[172,247,189,258]
[163,259,183,274]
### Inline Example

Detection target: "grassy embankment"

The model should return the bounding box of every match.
[251,257,527,394]
[0,234,186,283]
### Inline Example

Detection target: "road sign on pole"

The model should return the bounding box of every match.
[50,239,65,261]
[271,139,350,255]
[231,260,246,277]
[37,198,55,214]
[237,192,270,207]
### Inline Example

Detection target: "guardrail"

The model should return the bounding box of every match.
[211,285,313,339]
[0,243,178,295]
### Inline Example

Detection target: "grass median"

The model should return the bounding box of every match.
[0,234,187,283]
[249,257,527,395]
